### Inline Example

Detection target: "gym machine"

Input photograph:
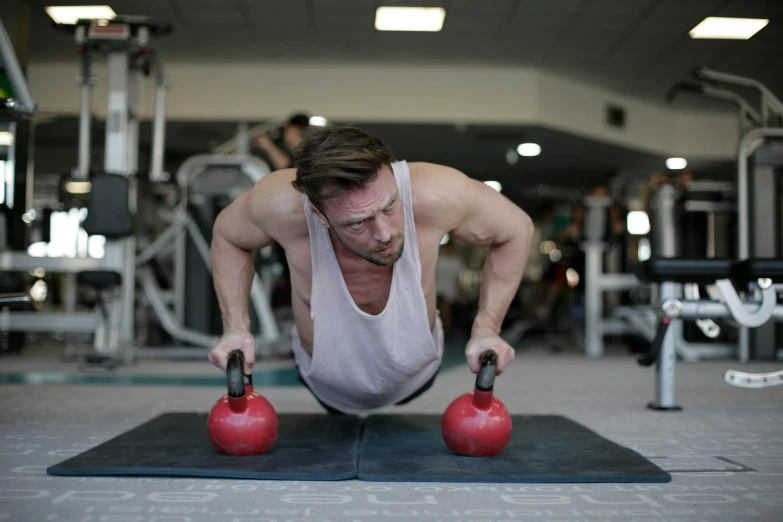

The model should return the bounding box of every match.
[668,66,783,362]
[0,15,170,368]
[133,154,284,359]
[636,258,783,409]
[581,195,642,358]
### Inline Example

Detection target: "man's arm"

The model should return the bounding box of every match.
[449,178,534,339]
[209,172,293,372]
[417,164,535,373]
[255,135,292,170]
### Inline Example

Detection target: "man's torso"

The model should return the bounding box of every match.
[267,163,444,355]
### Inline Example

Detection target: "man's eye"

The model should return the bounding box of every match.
[350,220,364,228]
[386,200,395,210]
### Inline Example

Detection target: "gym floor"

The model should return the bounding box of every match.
[1,339,782,522]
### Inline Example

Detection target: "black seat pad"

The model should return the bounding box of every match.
[77,271,122,290]
[639,258,734,284]
[733,259,783,284]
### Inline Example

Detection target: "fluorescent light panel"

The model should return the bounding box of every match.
[375,7,445,32]
[689,17,768,40]
[0,132,13,146]
[45,5,117,25]
[666,157,687,170]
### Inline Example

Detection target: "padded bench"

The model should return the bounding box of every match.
[639,258,783,285]
[638,258,733,284]
[732,259,783,285]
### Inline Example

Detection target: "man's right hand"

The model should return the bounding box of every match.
[208,330,256,374]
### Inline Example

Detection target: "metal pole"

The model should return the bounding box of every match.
[584,242,603,358]
[0,19,36,116]
[76,50,92,180]
[654,281,681,410]
[149,51,168,182]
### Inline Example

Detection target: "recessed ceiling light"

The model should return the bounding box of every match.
[666,157,687,170]
[0,132,13,146]
[309,116,328,127]
[689,17,768,40]
[45,5,117,25]
[517,143,541,157]
[375,7,446,32]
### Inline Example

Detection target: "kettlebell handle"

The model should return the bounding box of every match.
[476,350,497,392]
[226,350,252,398]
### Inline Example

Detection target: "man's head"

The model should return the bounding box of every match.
[292,125,403,267]
[282,113,310,149]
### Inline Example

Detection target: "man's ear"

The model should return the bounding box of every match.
[308,201,330,228]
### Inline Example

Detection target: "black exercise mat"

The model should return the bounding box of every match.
[47,413,361,481]
[357,415,671,483]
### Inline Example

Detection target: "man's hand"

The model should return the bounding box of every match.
[208,329,256,374]
[465,329,515,375]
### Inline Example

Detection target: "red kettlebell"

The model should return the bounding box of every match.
[441,350,512,457]
[207,350,279,456]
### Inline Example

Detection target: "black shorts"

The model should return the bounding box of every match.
[295,365,441,415]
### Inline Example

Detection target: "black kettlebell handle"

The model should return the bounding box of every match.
[226,350,252,398]
[476,350,497,392]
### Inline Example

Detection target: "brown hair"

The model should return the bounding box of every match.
[291,124,396,208]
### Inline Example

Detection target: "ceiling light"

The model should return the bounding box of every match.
[666,157,687,170]
[65,181,92,194]
[309,116,328,127]
[375,7,446,32]
[689,17,768,40]
[45,5,117,25]
[0,132,13,146]
[517,143,541,157]
[484,181,502,192]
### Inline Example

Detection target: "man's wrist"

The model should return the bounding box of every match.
[471,318,499,337]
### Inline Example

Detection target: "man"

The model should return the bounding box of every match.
[253,113,310,170]
[209,125,534,414]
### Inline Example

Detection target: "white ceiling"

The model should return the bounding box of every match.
[23,0,783,104]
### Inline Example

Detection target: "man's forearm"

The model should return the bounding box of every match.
[211,229,256,332]
[472,226,533,335]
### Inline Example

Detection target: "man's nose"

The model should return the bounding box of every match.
[373,219,392,243]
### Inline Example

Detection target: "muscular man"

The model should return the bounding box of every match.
[209,125,534,414]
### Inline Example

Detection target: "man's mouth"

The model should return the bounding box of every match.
[377,241,395,254]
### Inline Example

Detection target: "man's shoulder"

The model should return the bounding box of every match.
[408,162,471,214]
[251,168,308,238]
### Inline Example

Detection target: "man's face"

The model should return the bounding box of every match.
[316,166,404,267]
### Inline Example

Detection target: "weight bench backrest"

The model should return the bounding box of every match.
[81,173,134,239]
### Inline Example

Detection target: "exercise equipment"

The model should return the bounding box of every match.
[441,350,511,457]
[0,15,171,369]
[582,195,644,358]
[46,413,670,483]
[636,258,783,410]
[207,350,278,456]
[133,154,284,359]
[668,66,783,362]
[0,292,31,306]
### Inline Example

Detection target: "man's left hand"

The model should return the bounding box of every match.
[465,331,515,375]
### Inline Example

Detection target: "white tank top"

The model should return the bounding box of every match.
[291,160,443,414]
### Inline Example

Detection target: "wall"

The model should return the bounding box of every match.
[26,60,738,160]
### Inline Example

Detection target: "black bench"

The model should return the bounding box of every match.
[638,258,733,284]
[639,258,783,286]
